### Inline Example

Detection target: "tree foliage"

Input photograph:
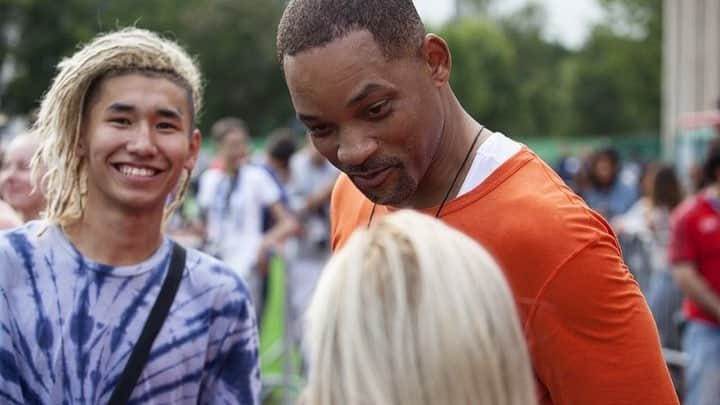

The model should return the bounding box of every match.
[0,0,292,137]
[0,0,662,138]
[439,0,661,136]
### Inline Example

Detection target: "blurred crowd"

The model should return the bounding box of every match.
[1,108,719,391]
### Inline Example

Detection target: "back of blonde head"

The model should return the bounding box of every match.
[305,210,536,405]
[32,28,202,226]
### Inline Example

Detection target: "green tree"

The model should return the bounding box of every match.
[455,0,493,16]
[0,0,292,137]
[440,4,575,137]
[498,3,574,136]
[568,0,661,135]
[439,18,518,132]
[1,0,97,115]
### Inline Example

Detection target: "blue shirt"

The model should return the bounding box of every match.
[0,221,260,404]
[582,180,639,220]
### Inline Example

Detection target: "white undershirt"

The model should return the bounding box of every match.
[457,132,522,197]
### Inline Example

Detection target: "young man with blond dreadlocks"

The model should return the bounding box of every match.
[0,28,260,404]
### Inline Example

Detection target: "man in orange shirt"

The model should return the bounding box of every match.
[277,1,678,403]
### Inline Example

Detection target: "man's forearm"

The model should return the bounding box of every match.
[673,264,720,319]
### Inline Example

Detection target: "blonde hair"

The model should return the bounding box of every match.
[304,210,536,405]
[31,27,203,227]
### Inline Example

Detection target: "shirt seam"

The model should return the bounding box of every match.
[523,236,602,332]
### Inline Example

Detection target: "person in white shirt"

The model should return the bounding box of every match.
[201,117,297,315]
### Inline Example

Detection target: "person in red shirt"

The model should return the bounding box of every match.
[670,136,720,405]
[276,1,677,404]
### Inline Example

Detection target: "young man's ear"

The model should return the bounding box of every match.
[184,129,202,172]
[421,34,452,87]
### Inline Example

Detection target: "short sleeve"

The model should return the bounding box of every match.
[255,167,282,206]
[528,237,678,405]
[197,170,223,211]
[669,205,698,264]
[198,276,260,404]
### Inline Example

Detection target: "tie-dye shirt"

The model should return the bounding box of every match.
[0,221,260,404]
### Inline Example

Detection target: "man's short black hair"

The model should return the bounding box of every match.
[276,0,425,62]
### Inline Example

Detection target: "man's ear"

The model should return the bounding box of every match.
[421,34,452,87]
[184,129,201,171]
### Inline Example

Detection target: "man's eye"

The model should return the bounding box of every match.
[368,100,390,118]
[309,124,332,137]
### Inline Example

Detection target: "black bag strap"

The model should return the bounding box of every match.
[108,242,186,405]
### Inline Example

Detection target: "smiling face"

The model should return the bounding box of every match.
[79,73,200,214]
[283,30,446,206]
[0,136,44,218]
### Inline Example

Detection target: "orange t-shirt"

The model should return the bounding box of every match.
[330,147,678,405]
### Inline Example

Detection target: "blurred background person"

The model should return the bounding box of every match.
[266,131,338,371]
[670,136,720,405]
[303,210,536,405]
[612,162,660,292]
[554,145,582,190]
[0,199,20,230]
[645,165,685,350]
[0,140,22,230]
[264,128,297,187]
[614,163,685,391]
[581,147,639,221]
[196,117,248,219]
[0,133,45,222]
[200,117,297,318]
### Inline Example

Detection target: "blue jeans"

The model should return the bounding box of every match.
[683,320,720,405]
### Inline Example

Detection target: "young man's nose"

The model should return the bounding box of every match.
[126,123,158,156]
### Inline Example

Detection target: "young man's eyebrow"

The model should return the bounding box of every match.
[347,83,388,107]
[106,103,135,113]
[106,103,183,121]
[157,108,183,120]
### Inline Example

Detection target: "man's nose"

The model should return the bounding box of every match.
[337,131,378,167]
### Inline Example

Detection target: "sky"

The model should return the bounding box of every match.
[413,0,605,49]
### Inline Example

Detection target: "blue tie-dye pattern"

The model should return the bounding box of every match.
[111,277,133,304]
[0,390,23,405]
[89,345,106,404]
[110,256,168,352]
[0,221,260,404]
[7,233,56,385]
[92,265,112,300]
[70,275,94,403]
[10,317,49,394]
[168,286,216,316]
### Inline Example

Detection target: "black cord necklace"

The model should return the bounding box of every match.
[367,125,485,228]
